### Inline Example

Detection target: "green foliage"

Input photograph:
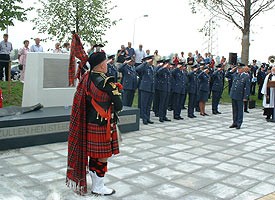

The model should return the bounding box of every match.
[32,0,119,44]
[0,0,33,30]
[0,81,23,107]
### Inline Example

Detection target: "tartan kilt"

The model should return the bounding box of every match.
[87,123,119,158]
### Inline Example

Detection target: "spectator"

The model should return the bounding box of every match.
[116,45,128,65]
[153,50,161,66]
[0,34,13,81]
[30,38,43,52]
[125,42,135,58]
[179,52,186,63]
[18,40,30,82]
[53,43,62,53]
[134,44,145,67]
[62,42,70,53]
[145,49,150,56]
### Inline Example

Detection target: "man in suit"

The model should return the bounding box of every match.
[211,64,224,114]
[228,63,250,129]
[135,55,155,125]
[257,64,266,100]
[172,62,186,120]
[106,55,118,82]
[119,56,138,107]
[157,60,172,122]
[187,64,198,118]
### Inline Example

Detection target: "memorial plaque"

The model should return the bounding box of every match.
[43,58,70,88]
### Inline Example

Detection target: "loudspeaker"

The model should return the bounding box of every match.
[228,53,237,65]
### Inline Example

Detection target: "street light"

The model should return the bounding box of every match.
[132,14,148,47]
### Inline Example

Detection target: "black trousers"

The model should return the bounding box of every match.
[122,89,135,107]
[188,93,196,116]
[0,54,10,81]
[212,90,222,112]
[232,99,244,127]
[258,84,263,100]
[159,91,169,119]
[153,89,160,115]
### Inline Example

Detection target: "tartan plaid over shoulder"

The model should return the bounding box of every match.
[69,33,89,86]
[66,72,89,195]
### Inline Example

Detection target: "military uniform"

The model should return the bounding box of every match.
[119,61,138,107]
[172,65,186,119]
[152,61,163,117]
[107,62,118,82]
[228,66,250,129]
[187,65,198,118]
[157,65,171,122]
[211,66,224,114]
[135,57,155,125]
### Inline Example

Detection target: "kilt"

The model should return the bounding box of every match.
[87,123,119,158]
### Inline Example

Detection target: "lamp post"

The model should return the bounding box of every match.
[132,14,148,47]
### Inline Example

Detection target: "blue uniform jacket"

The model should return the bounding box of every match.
[197,71,210,92]
[211,70,224,92]
[154,65,162,90]
[107,63,118,82]
[229,72,251,101]
[187,71,197,94]
[156,67,171,92]
[135,62,155,93]
[118,63,138,90]
[171,68,186,94]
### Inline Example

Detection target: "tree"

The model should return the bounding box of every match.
[32,0,118,45]
[0,0,33,31]
[190,0,275,64]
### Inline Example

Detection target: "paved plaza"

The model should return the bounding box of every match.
[0,104,275,200]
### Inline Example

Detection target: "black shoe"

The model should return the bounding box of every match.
[229,124,237,128]
[159,118,164,122]
[204,113,209,116]
[200,113,205,116]
[182,106,187,110]
[236,126,241,129]
[179,116,184,120]
[192,115,197,118]
[174,117,180,120]
[244,110,249,113]
[147,120,154,124]
[164,117,171,121]
[143,121,148,125]
[188,115,194,118]
[212,111,218,115]
[217,111,222,114]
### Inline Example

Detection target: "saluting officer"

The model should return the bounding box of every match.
[157,59,172,122]
[228,63,250,129]
[106,55,118,82]
[211,64,224,114]
[153,59,164,117]
[172,62,186,120]
[187,64,198,118]
[197,65,211,116]
[136,55,155,125]
[119,56,138,107]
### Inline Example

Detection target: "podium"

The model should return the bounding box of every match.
[267,80,275,122]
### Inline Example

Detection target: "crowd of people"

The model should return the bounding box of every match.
[0,34,70,82]
[103,42,275,127]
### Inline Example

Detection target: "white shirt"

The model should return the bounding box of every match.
[261,74,275,108]
[135,49,145,63]
[30,44,43,52]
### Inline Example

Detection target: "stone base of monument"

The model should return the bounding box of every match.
[0,106,139,150]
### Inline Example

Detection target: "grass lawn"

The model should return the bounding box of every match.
[0,80,264,108]
[0,81,24,107]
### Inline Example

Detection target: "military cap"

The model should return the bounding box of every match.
[88,51,106,69]
[192,64,199,68]
[237,62,245,68]
[199,62,205,66]
[93,44,104,48]
[163,59,171,64]
[157,59,164,64]
[142,55,154,62]
[124,56,132,61]
[216,64,222,68]
[107,54,115,59]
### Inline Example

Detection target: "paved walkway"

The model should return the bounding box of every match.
[0,105,275,200]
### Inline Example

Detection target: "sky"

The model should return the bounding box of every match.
[1,0,275,63]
